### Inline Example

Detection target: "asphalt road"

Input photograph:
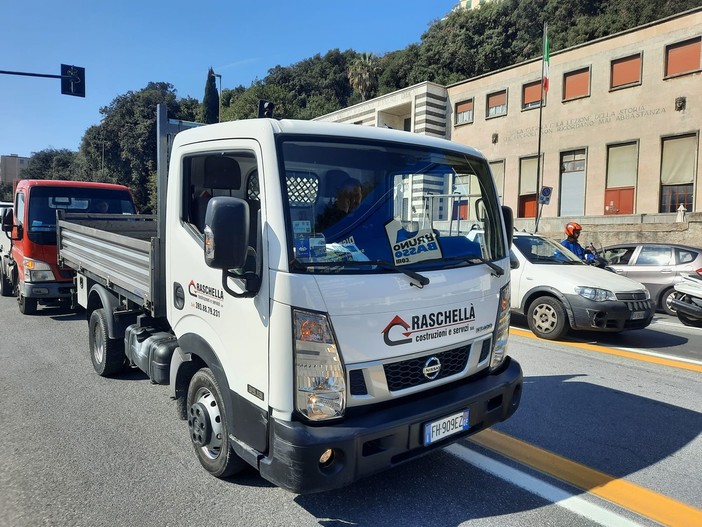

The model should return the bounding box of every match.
[1,297,700,527]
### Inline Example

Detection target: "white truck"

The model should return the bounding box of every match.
[57,105,522,493]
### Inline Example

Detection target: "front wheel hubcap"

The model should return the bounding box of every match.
[188,389,223,459]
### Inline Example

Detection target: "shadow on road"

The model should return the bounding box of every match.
[511,313,689,349]
[293,372,702,526]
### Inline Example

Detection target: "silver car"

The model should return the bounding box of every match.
[601,243,702,315]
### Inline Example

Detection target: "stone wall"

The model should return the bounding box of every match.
[514,212,702,249]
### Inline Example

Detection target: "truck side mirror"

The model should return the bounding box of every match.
[203,197,249,270]
[501,206,513,247]
[1,208,13,233]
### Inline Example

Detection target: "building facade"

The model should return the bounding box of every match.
[0,154,30,184]
[316,8,702,243]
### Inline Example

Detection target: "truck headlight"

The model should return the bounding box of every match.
[24,259,55,282]
[490,283,510,371]
[575,286,616,302]
[294,309,346,421]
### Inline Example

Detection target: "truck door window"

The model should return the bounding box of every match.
[182,151,261,261]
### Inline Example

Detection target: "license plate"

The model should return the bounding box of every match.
[630,311,646,320]
[424,409,470,445]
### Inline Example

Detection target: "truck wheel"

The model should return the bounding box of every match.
[18,294,38,315]
[89,308,126,376]
[0,265,12,297]
[661,288,677,316]
[187,368,246,478]
[527,296,569,340]
[677,312,702,328]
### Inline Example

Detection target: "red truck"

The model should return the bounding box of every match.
[0,179,136,314]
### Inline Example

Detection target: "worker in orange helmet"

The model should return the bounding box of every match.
[561,222,595,262]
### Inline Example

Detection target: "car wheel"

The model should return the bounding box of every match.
[660,288,677,316]
[527,296,569,340]
[187,368,247,478]
[89,308,127,376]
[677,312,702,328]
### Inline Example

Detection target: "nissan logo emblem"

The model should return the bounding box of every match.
[423,356,441,380]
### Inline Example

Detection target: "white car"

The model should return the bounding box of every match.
[508,232,654,339]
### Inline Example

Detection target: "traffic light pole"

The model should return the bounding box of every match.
[0,64,85,97]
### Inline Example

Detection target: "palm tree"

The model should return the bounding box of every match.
[347,53,381,101]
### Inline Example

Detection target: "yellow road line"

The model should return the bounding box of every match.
[509,327,702,373]
[470,429,702,527]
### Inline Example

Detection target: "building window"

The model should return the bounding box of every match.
[610,54,642,90]
[562,68,590,101]
[455,99,474,125]
[522,81,542,110]
[605,143,638,215]
[559,149,586,216]
[518,156,538,218]
[489,160,505,200]
[660,134,696,213]
[665,37,701,78]
[486,90,507,118]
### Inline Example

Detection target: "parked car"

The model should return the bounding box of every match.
[599,243,702,315]
[468,231,654,340]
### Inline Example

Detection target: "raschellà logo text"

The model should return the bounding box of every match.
[188,280,224,300]
[381,306,476,346]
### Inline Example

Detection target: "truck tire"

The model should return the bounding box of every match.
[527,296,569,340]
[187,368,246,478]
[89,308,127,376]
[0,265,12,297]
[18,294,37,315]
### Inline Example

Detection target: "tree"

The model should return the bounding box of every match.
[347,53,381,101]
[203,67,220,124]
[19,149,78,181]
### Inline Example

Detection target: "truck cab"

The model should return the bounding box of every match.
[2,180,135,314]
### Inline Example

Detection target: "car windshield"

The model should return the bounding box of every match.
[27,186,135,245]
[513,235,584,265]
[279,136,506,275]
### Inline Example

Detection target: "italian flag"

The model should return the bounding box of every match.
[543,23,550,93]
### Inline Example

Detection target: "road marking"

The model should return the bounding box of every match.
[446,444,644,527]
[467,429,702,527]
[509,327,702,373]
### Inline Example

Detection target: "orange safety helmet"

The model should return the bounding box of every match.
[564,222,582,237]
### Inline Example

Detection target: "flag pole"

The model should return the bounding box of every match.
[534,22,548,233]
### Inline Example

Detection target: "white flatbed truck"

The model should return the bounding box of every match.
[57,105,522,493]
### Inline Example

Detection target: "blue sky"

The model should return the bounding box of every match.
[1,1,459,158]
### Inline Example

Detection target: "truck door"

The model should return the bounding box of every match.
[166,141,270,450]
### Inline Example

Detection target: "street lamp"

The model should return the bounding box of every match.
[210,71,222,123]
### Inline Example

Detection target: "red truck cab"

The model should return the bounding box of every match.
[1,180,135,314]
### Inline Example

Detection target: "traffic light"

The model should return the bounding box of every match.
[60,64,85,97]
[258,99,275,118]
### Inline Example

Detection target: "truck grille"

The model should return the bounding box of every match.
[384,345,470,392]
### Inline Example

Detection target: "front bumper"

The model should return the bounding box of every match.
[20,280,74,303]
[258,357,522,494]
[565,294,654,332]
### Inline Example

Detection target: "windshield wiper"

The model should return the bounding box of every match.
[441,255,505,276]
[290,258,430,287]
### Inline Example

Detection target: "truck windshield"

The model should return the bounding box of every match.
[27,186,135,245]
[280,137,506,274]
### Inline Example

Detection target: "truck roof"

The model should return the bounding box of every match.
[172,118,485,159]
[15,179,131,191]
